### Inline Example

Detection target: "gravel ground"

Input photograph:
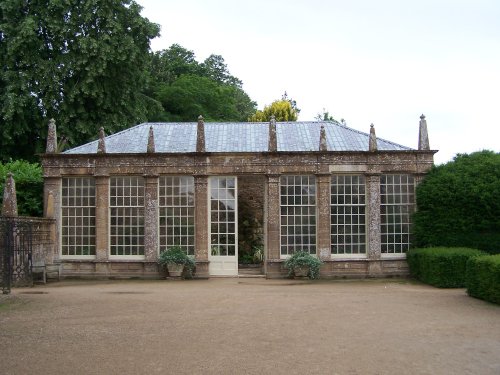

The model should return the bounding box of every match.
[0,278,499,375]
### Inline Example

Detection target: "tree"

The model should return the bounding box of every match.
[201,54,242,86]
[0,0,160,161]
[413,151,500,254]
[148,45,256,122]
[249,97,300,122]
[149,44,201,86]
[152,74,255,122]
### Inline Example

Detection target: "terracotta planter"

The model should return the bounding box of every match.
[293,266,310,278]
[166,263,184,277]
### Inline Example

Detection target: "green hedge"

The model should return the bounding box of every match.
[0,160,43,217]
[466,255,500,304]
[413,151,500,255]
[407,247,485,288]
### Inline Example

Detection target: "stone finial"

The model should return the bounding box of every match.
[319,124,328,151]
[97,127,106,154]
[147,126,155,153]
[196,115,206,153]
[418,114,430,150]
[369,123,378,152]
[46,118,58,153]
[268,115,277,152]
[2,173,18,217]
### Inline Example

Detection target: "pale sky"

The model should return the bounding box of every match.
[139,0,500,164]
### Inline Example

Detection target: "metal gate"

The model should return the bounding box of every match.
[1,218,33,294]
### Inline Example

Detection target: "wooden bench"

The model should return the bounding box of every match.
[32,260,46,284]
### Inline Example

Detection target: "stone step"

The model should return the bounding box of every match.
[238,267,264,275]
[238,274,266,278]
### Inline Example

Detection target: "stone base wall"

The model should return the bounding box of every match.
[266,259,409,279]
[28,217,57,265]
[60,261,160,279]
[59,260,210,279]
[57,259,409,279]
[0,216,56,265]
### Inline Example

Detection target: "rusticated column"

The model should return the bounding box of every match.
[144,176,159,262]
[194,175,209,277]
[367,174,382,276]
[44,176,61,262]
[266,175,281,260]
[316,174,331,260]
[95,176,109,261]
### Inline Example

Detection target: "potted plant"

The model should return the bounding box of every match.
[284,250,323,279]
[158,246,196,278]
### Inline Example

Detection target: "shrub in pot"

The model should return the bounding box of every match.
[158,246,195,278]
[284,250,323,279]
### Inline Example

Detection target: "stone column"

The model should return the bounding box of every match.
[44,177,61,262]
[366,174,382,276]
[144,176,159,262]
[2,173,18,217]
[95,176,109,262]
[194,175,209,278]
[266,175,281,262]
[316,174,331,260]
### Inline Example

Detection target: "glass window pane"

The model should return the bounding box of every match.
[380,175,415,254]
[61,177,96,256]
[280,175,317,256]
[110,176,145,256]
[209,177,237,257]
[330,175,366,255]
[159,176,195,256]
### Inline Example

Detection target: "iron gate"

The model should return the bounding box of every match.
[1,217,33,294]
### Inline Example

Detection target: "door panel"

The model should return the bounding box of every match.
[209,177,238,276]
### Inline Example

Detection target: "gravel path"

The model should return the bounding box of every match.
[1,278,499,375]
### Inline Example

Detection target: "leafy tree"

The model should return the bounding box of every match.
[201,54,242,86]
[149,44,201,86]
[152,74,255,122]
[0,0,160,161]
[148,45,256,122]
[413,151,500,254]
[249,98,300,122]
[281,92,300,116]
[0,160,43,216]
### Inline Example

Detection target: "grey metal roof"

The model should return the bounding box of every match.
[64,121,413,154]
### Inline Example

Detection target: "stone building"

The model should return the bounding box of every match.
[41,115,435,279]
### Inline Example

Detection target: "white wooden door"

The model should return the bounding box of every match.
[209,177,238,276]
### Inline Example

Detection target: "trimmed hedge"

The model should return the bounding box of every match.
[466,255,500,304]
[407,247,485,288]
[413,151,500,255]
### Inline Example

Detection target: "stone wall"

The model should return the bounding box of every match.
[27,217,57,265]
